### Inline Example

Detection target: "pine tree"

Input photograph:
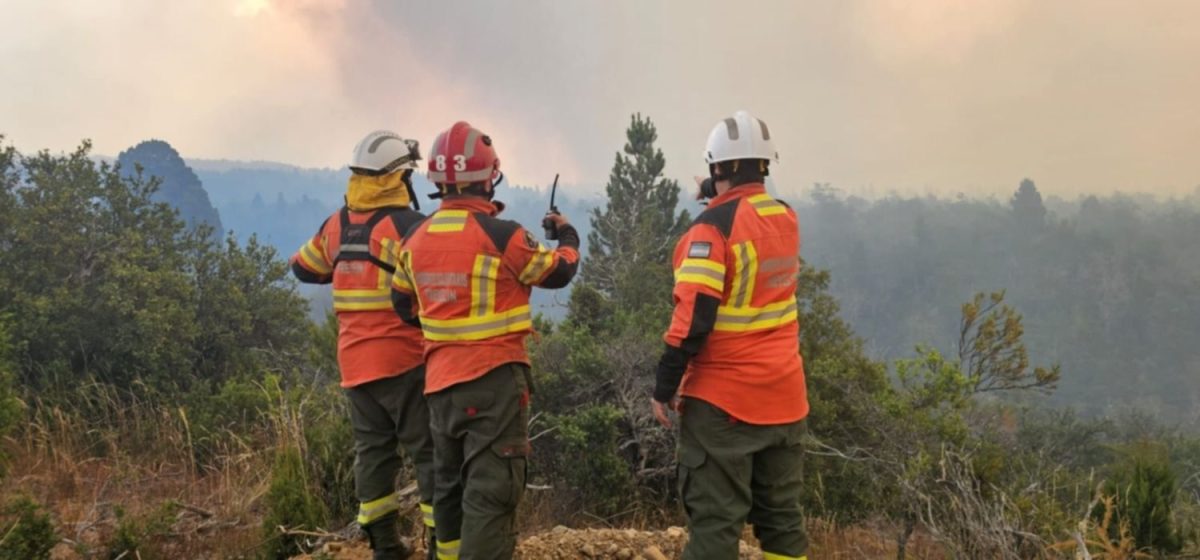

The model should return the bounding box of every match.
[581,113,689,312]
[1010,177,1047,231]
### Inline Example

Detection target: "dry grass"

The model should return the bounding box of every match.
[3,391,949,559]
[2,393,275,558]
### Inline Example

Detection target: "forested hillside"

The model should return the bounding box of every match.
[195,162,598,320]
[191,153,1200,420]
[794,182,1200,420]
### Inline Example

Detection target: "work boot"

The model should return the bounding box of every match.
[363,513,412,560]
[425,530,437,560]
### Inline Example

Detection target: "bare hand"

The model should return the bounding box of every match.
[544,212,570,228]
[693,176,706,201]
[651,397,681,428]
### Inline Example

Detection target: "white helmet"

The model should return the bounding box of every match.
[703,110,778,165]
[350,130,421,175]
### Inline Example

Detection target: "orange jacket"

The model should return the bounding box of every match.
[390,197,580,394]
[655,183,808,425]
[291,206,427,388]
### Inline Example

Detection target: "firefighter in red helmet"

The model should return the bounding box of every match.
[390,122,579,560]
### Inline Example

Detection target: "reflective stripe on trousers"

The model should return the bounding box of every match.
[763,553,807,560]
[436,538,461,560]
[357,493,400,525]
[421,502,435,528]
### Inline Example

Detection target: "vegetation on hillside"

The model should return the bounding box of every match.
[1,128,1199,559]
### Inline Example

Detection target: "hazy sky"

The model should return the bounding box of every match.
[3,0,1199,197]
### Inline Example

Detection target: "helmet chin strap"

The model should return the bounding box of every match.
[486,172,505,200]
[401,169,419,211]
[701,163,721,199]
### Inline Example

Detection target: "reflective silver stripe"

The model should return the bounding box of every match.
[676,265,724,283]
[437,541,461,557]
[340,243,370,253]
[334,294,391,304]
[716,301,798,324]
[300,244,330,271]
[724,117,740,140]
[462,128,479,159]
[450,168,493,182]
[734,244,752,307]
[357,495,400,524]
[422,311,532,337]
[474,255,495,316]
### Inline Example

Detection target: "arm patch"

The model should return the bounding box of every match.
[688,241,712,258]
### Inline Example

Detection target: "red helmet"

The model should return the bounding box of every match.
[427,121,500,187]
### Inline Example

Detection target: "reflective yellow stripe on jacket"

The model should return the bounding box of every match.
[420,305,533,342]
[471,254,501,316]
[428,209,469,233]
[298,238,332,274]
[714,297,798,332]
[332,238,397,312]
[749,193,788,217]
[518,245,556,285]
[675,258,726,291]
[729,240,758,308]
[333,288,393,311]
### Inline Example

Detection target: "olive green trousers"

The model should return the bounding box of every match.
[678,397,809,560]
[427,363,531,560]
[346,367,436,558]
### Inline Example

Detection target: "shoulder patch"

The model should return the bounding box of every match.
[688,241,712,258]
[524,230,539,249]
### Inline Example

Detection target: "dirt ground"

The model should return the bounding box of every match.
[295,526,764,560]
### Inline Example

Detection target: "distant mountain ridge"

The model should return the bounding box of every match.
[186,158,339,173]
[116,140,224,237]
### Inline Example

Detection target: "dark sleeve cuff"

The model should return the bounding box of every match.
[291,261,331,284]
[654,344,689,403]
[538,256,579,289]
[556,224,580,249]
[391,290,422,328]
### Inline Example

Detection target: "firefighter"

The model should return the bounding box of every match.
[651,111,810,560]
[389,121,579,560]
[290,130,436,560]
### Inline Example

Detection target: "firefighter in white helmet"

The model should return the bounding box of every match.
[290,130,436,559]
[653,111,810,559]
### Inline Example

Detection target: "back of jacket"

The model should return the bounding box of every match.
[664,184,808,424]
[391,197,579,394]
[291,206,426,387]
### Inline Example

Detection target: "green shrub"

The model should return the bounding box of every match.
[301,384,355,523]
[261,446,329,559]
[0,315,23,474]
[548,404,633,517]
[1103,442,1183,554]
[0,496,57,560]
[104,501,178,560]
